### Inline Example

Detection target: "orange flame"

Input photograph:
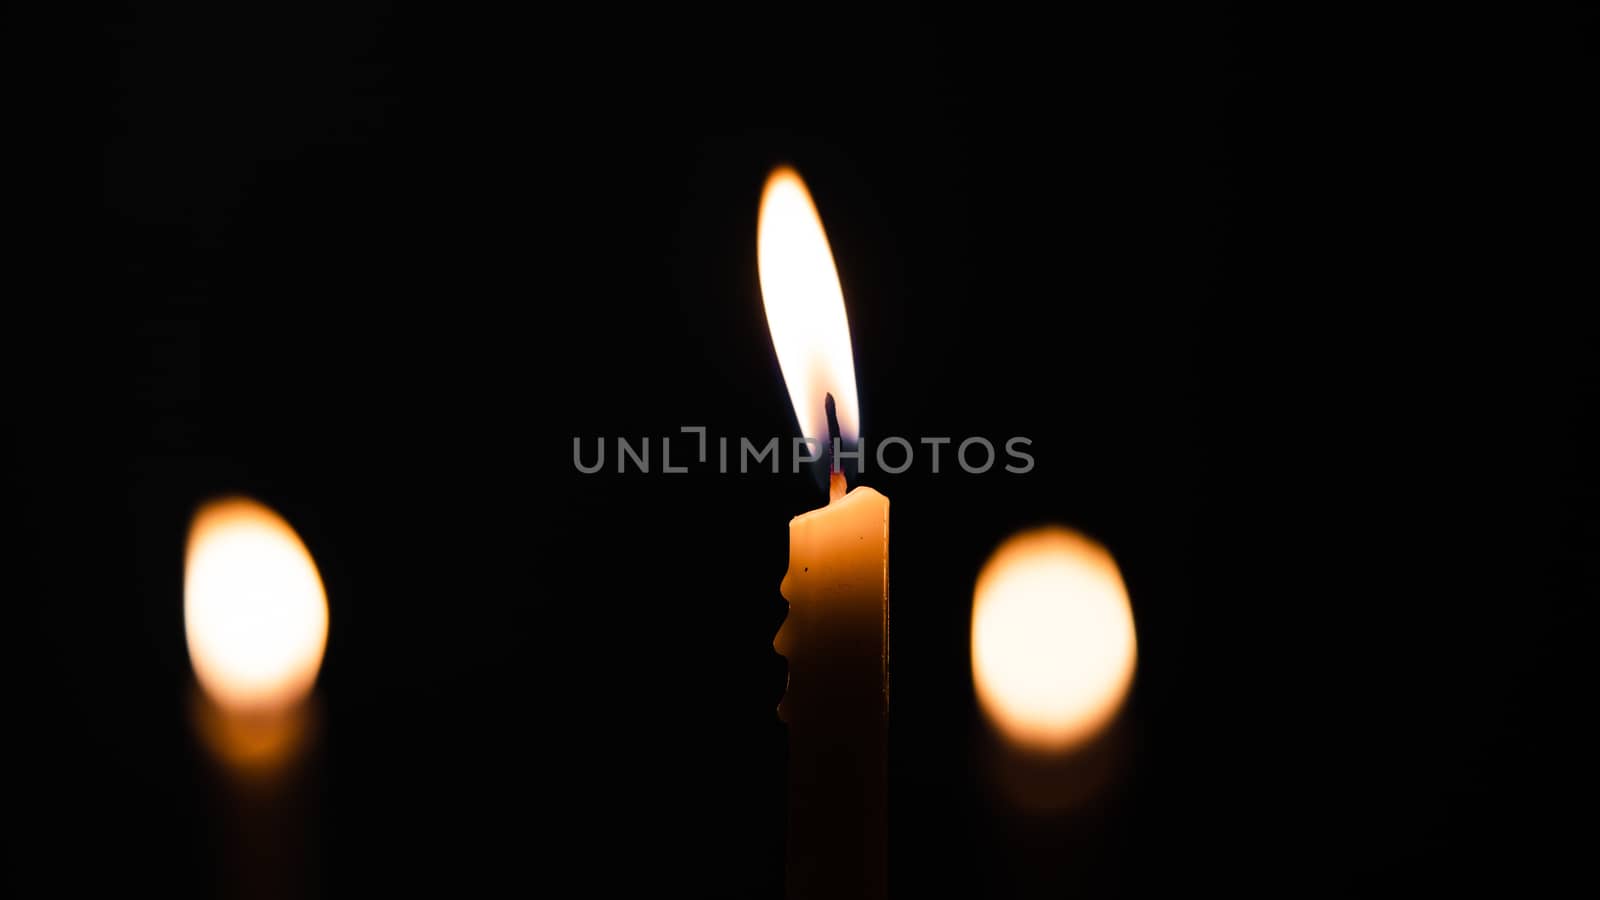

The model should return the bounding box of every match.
[757,166,861,443]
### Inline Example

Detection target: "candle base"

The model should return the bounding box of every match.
[783,704,887,900]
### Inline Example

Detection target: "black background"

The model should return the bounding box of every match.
[6,4,1595,897]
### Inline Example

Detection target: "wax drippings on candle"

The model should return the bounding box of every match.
[775,483,890,896]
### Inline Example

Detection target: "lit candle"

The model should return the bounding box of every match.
[758,165,889,899]
[185,496,330,900]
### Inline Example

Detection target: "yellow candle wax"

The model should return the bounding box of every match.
[776,482,889,899]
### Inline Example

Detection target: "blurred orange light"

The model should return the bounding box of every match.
[971,527,1137,753]
[185,497,329,717]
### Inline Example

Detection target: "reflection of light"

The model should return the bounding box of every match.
[972,527,1137,753]
[190,689,315,776]
[757,165,860,444]
[185,497,329,717]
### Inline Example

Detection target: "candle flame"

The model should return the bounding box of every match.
[757,166,860,444]
[185,497,329,716]
[971,527,1137,753]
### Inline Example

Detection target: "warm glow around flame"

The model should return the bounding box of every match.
[185,497,328,715]
[757,166,860,443]
[972,527,1137,753]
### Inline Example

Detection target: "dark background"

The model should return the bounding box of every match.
[6,3,1594,897]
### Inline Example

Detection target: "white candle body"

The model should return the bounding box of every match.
[776,485,889,899]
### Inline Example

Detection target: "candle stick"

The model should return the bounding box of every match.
[184,496,329,900]
[775,408,888,898]
[758,166,889,899]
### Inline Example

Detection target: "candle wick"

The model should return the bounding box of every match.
[825,393,846,503]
